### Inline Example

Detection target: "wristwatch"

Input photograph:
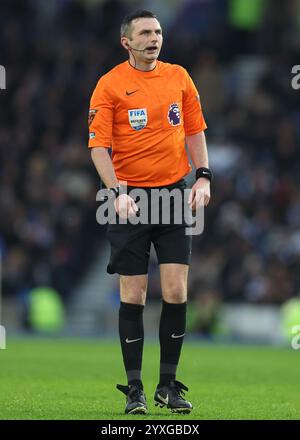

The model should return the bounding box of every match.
[107,186,121,199]
[195,167,213,182]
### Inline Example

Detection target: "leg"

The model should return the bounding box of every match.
[120,274,148,305]
[151,180,192,412]
[106,196,152,413]
[160,263,189,304]
[119,274,148,388]
[158,263,189,385]
[154,263,192,413]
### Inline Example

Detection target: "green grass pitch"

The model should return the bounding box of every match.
[0,338,299,420]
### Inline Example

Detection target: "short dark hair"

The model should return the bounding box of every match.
[121,10,158,38]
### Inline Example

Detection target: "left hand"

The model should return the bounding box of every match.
[188,178,211,211]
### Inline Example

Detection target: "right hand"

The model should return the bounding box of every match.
[114,193,139,219]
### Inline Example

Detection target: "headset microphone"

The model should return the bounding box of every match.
[127,44,146,52]
[126,43,158,69]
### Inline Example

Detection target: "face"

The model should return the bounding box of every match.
[122,17,163,64]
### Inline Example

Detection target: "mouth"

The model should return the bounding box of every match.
[145,46,158,52]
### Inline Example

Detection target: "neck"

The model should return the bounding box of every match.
[128,53,157,72]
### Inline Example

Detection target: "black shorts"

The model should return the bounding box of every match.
[106,178,192,275]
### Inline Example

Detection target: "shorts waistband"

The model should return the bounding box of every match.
[125,178,186,192]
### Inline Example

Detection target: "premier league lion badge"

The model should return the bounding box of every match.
[167,103,181,126]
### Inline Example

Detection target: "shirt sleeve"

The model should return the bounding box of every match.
[88,76,114,148]
[182,70,207,136]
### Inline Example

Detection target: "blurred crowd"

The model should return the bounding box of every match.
[0,0,299,307]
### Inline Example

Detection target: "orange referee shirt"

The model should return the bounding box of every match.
[88,60,207,187]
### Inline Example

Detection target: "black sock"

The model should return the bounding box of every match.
[159,300,187,386]
[119,301,144,388]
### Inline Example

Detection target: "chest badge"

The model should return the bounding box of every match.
[168,103,181,126]
[128,108,147,131]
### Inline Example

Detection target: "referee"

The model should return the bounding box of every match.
[88,10,211,415]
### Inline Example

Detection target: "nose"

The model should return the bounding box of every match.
[150,32,158,42]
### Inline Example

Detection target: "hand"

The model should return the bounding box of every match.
[114,193,139,219]
[188,178,211,211]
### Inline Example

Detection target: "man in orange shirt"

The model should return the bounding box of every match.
[89,10,212,415]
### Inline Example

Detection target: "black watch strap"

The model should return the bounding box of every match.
[195,167,213,182]
[108,186,121,198]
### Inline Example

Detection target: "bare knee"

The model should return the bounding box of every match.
[120,275,148,305]
[160,264,189,304]
[162,282,187,303]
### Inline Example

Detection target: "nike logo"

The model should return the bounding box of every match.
[171,333,185,339]
[126,90,138,96]
[157,393,169,405]
[125,337,142,344]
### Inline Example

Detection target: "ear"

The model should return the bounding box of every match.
[121,37,129,50]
